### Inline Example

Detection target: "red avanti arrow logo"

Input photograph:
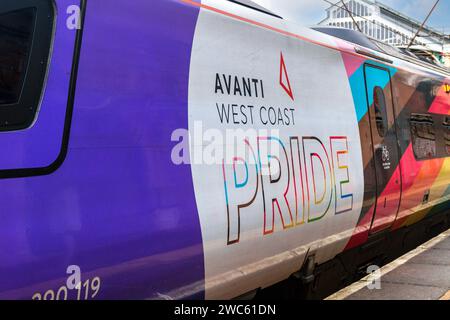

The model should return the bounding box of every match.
[279,52,294,101]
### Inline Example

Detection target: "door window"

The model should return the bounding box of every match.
[0,1,54,131]
[373,86,388,137]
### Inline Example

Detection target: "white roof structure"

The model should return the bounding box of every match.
[319,0,449,54]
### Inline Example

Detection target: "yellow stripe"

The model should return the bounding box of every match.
[403,158,450,226]
[439,290,450,300]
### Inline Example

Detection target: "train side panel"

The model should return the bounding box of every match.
[341,49,450,248]
[189,0,365,299]
[0,0,205,300]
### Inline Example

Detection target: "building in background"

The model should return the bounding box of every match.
[318,0,450,67]
[444,44,450,67]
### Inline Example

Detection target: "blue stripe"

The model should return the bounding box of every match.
[349,62,397,122]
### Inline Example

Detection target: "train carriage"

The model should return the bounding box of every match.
[0,0,448,300]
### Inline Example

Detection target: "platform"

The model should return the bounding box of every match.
[326,228,450,300]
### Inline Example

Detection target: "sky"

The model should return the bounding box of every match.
[253,0,450,32]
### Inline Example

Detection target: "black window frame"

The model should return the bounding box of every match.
[0,0,55,131]
[443,116,450,156]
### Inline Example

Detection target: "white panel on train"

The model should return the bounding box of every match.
[188,0,365,299]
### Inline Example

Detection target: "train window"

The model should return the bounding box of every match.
[410,114,436,160]
[373,86,388,137]
[0,1,55,131]
[0,8,36,105]
[444,117,450,155]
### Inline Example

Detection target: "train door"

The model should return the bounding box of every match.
[364,64,402,234]
[0,0,82,175]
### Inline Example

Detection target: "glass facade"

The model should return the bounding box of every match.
[323,0,432,48]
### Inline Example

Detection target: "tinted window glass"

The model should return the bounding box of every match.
[0,1,54,131]
[444,117,450,156]
[0,8,36,105]
[410,114,436,160]
[373,86,388,137]
[227,0,282,19]
[312,27,380,51]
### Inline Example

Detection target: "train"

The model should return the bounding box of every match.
[0,0,449,300]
